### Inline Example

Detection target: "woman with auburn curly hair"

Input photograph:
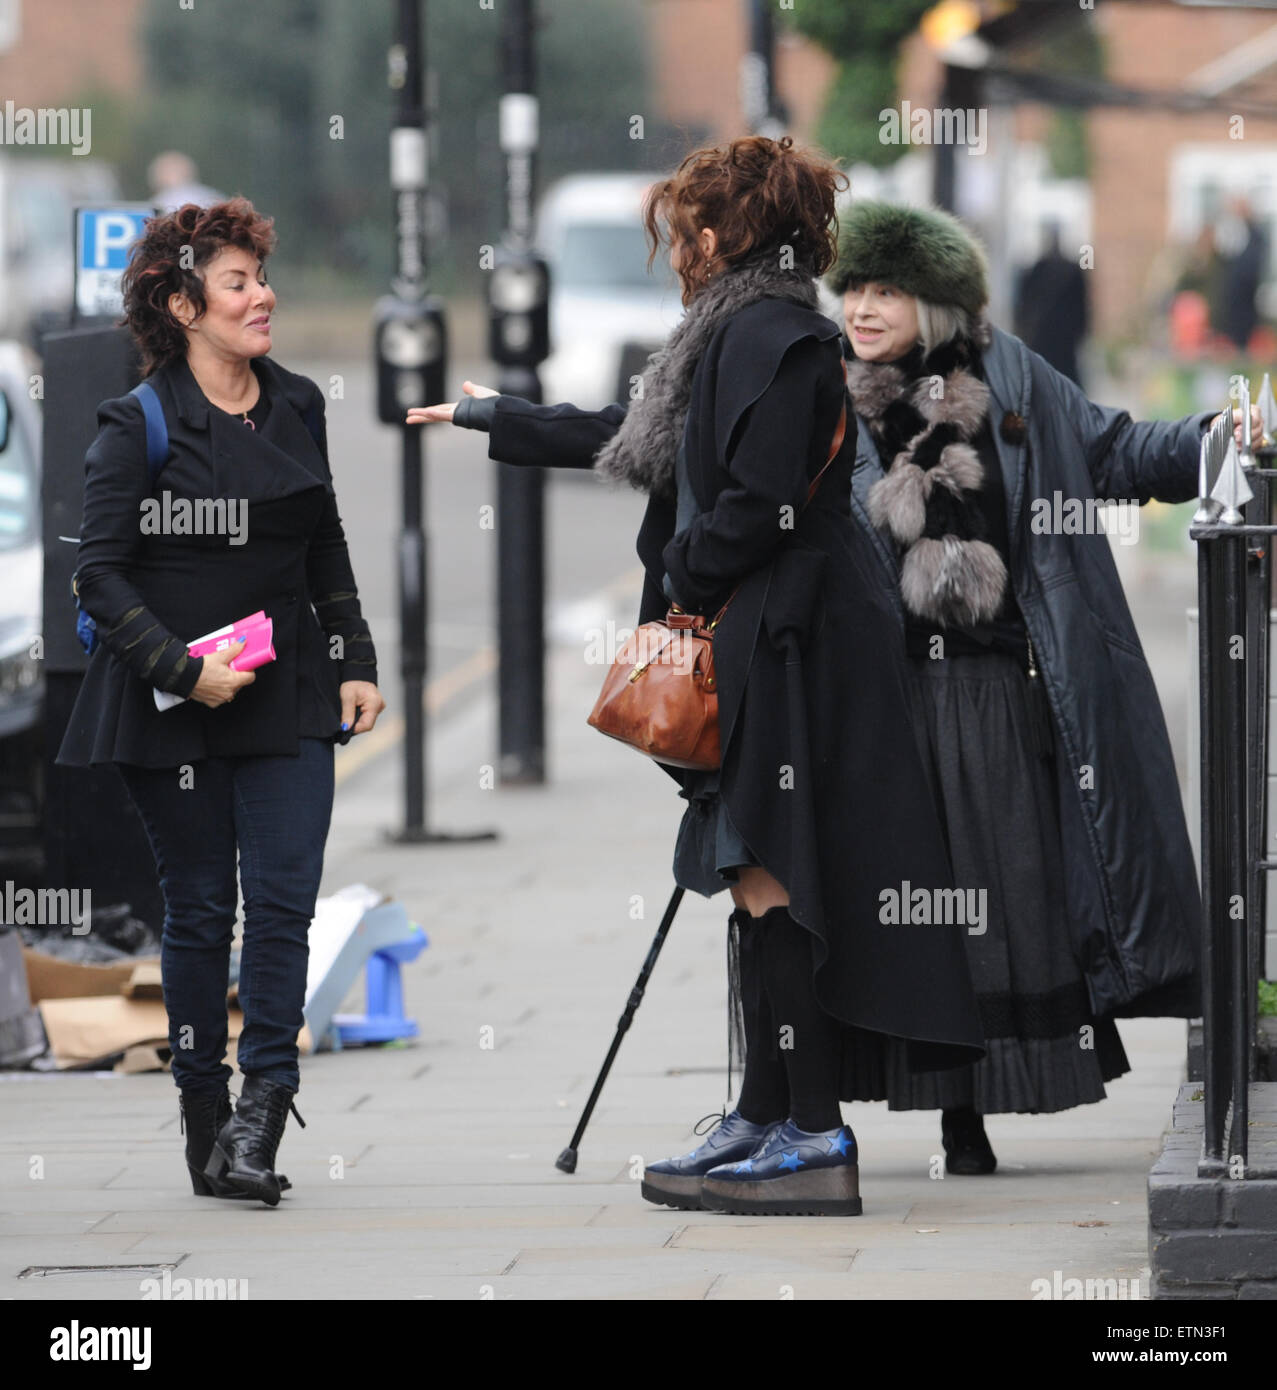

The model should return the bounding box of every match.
[410,136,985,1216]
[57,196,384,1205]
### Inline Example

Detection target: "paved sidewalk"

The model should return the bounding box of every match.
[2,578,1186,1300]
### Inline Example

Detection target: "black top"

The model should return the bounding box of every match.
[243,386,272,430]
[209,376,273,434]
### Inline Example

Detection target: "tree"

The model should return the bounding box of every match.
[130,0,660,290]
[783,0,934,167]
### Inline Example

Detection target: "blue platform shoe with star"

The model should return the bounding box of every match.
[700,1118,862,1216]
[641,1112,779,1211]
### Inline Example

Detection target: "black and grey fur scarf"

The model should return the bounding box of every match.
[849,320,1008,627]
[593,252,820,503]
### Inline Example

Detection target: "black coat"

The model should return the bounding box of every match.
[850,326,1208,1020]
[56,353,377,769]
[488,297,987,1079]
[1014,252,1088,384]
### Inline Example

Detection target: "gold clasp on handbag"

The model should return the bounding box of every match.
[628,661,649,683]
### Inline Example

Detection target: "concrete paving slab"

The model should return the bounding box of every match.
[0,582,1195,1300]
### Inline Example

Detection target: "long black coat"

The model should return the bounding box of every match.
[850,326,1208,1020]
[56,353,377,769]
[488,296,987,1080]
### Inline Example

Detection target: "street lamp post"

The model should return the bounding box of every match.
[491,0,550,785]
[742,0,788,137]
[374,0,494,844]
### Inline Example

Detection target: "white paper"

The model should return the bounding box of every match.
[153,620,235,711]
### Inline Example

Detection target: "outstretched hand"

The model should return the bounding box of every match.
[405,380,498,426]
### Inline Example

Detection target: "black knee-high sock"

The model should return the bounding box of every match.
[757,905,843,1133]
[733,911,789,1125]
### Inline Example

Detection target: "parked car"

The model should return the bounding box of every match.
[0,339,44,849]
[536,173,684,410]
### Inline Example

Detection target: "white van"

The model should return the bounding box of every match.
[536,173,684,410]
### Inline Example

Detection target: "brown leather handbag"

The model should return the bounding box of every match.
[587,396,848,771]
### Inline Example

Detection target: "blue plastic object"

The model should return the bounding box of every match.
[331,925,428,1046]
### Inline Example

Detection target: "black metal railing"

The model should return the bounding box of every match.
[1191,386,1274,1176]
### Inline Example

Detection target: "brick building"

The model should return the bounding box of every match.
[1088,4,1277,341]
[895,2,1277,342]
[644,0,834,146]
[0,0,146,107]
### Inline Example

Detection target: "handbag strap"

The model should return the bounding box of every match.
[705,360,849,631]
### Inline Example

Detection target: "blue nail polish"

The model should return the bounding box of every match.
[341,721,349,730]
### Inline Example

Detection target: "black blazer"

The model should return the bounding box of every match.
[56,353,377,769]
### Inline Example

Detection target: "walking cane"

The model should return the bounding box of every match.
[555,885,685,1173]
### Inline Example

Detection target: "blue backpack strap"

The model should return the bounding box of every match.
[74,381,170,657]
[130,380,169,488]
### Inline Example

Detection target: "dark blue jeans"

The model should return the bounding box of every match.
[118,738,335,1094]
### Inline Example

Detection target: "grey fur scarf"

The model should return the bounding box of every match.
[849,321,1008,628]
[593,253,820,502]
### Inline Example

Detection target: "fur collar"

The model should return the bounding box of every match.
[593,254,820,501]
[849,324,1008,627]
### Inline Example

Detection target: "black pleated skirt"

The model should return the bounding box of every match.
[880,648,1130,1113]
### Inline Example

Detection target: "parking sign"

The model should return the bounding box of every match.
[74,206,156,321]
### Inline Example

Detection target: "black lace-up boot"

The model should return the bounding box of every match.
[203,1075,305,1206]
[182,1087,292,1198]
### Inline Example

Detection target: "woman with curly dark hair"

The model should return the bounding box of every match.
[410,137,985,1216]
[57,196,384,1206]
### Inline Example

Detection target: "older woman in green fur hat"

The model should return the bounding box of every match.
[828,200,1253,1174]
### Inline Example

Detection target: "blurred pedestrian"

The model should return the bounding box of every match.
[410,137,986,1217]
[147,151,225,213]
[57,197,384,1205]
[1013,221,1088,386]
[828,201,1253,1173]
[1215,195,1267,351]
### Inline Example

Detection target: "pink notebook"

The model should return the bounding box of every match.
[154,610,276,710]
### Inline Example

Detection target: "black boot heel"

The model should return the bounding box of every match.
[202,1139,231,1185]
[188,1164,215,1196]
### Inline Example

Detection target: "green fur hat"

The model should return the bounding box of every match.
[827,200,989,316]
